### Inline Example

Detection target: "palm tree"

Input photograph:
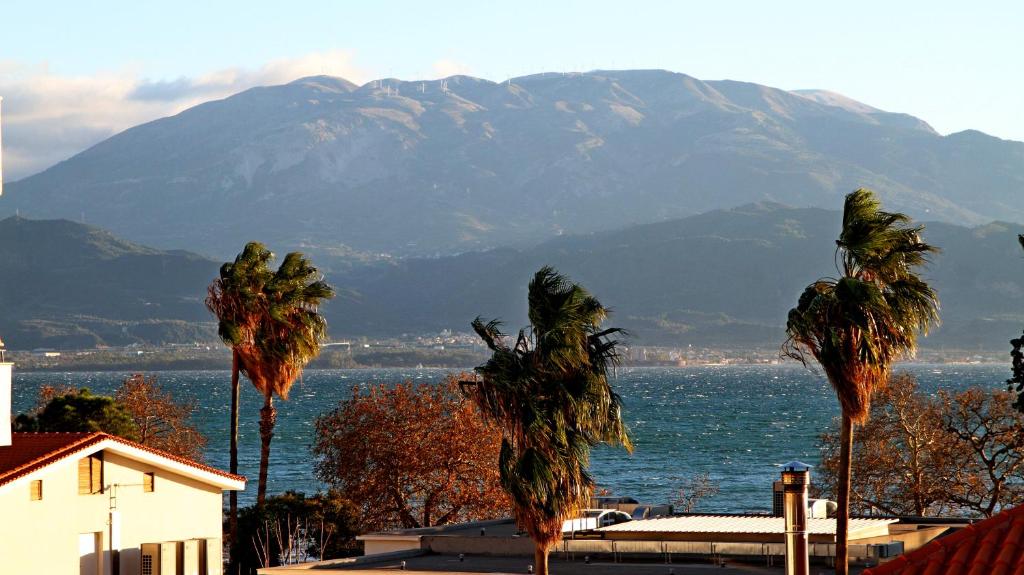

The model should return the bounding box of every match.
[1011,235,1024,413]
[241,251,335,505]
[464,266,632,575]
[783,189,940,575]
[205,242,274,560]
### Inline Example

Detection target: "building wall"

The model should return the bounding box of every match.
[361,537,423,556]
[423,535,535,557]
[0,450,223,575]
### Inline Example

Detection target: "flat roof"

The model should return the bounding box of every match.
[258,553,791,574]
[598,515,897,537]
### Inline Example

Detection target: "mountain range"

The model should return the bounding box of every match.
[0,217,217,349]
[2,70,1023,263]
[327,202,1024,350]
[4,204,1021,351]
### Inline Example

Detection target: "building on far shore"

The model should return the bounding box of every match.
[0,356,245,575]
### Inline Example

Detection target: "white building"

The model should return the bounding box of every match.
[0,359,245,575]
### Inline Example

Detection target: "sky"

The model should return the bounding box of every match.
[1,0,1021,180]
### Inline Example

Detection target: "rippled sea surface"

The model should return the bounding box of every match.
[9,364,1010,511]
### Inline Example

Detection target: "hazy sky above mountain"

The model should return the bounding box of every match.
[0,0,1020,180]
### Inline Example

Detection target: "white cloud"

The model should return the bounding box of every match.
[0,50,371,181]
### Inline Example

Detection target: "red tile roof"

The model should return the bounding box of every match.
[864,505,1024,575]
[0,432,245,487]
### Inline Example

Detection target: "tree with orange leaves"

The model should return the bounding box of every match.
[312,374,509,531]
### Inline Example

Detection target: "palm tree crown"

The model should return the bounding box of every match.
[207,242,274,353]
[208,242,334,507]
[241,251,335,400]
[784,189,940,421]
[466,266,631,573]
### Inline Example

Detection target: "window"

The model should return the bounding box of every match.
[30,480,42,501]
[143,472,155,492]
[78,453,103,494]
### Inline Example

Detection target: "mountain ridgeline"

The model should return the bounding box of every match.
[0,217,219,349]
[327,203,1024,350]
[2,70,1023,263]
[4,204,1020,351]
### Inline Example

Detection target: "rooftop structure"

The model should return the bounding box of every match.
[596,514,896,541]
[258,550,793,573]
[863,504,1024,575]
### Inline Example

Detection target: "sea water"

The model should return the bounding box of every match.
[9,364,1011,512]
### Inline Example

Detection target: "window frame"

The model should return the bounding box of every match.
[78,452,104,495]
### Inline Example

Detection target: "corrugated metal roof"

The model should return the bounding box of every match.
[597,515,896,536]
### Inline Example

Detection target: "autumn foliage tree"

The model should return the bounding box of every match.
[14,375,206,460]
[818,373,1024,518]
[939,386,1024,517]
[312,375,510,531]
[816,374,955,517]
[115,373,207,461]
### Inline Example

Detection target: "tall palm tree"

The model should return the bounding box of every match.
[1011,235,1024,413]
[464,266,632,575]
[205,242,274,561]
[241,251,335,505]
[783,189,940,575]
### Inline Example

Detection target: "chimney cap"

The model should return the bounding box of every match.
[781,461,812,472]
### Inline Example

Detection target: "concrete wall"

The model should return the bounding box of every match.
[422,535,535,557]
[362,537,422,556]
[0,450,224,575]
[856,525,950,553]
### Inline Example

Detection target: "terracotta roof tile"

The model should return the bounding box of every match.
[865,505,1024,575]
[0,432,244,487]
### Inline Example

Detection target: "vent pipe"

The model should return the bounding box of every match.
[1,338,11,447]
[781,461,811,575]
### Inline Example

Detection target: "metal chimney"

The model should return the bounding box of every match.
[781,461,811,575]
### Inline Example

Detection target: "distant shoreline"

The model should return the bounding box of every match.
[10,357,1013,374]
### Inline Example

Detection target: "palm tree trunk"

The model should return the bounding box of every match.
[836,413,853,575]
[257,393,276,507]
[534,541,549,575]
[228,351,241,571]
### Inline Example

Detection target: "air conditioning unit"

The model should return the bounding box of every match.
[141,543,159,575]
[772,481,784,515]
[871,541,905,559]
